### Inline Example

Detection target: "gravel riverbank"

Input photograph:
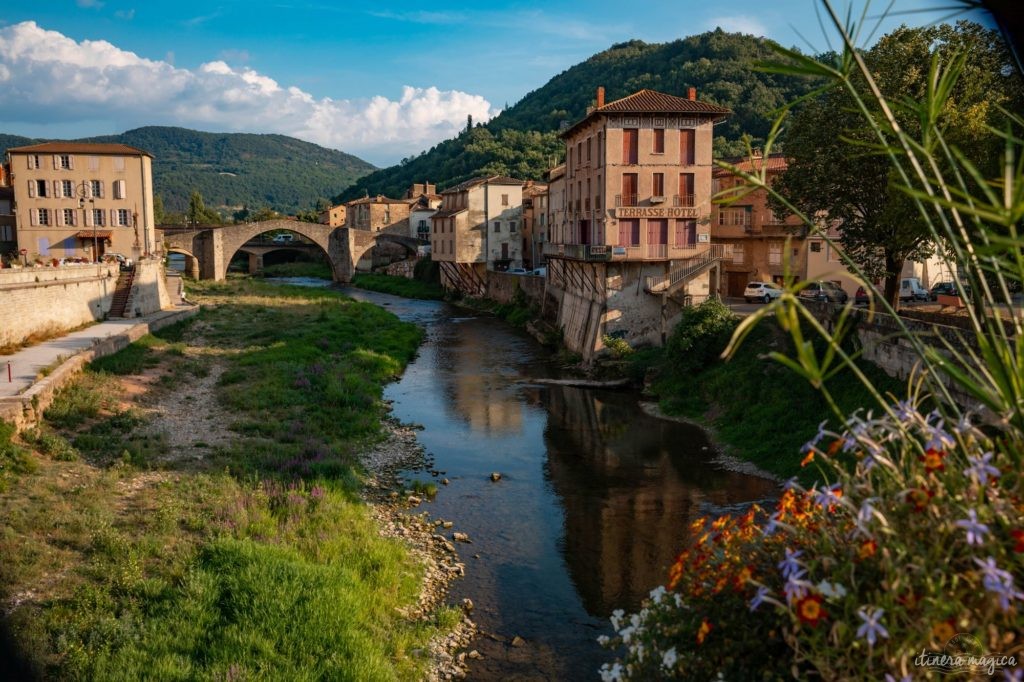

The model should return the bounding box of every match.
[360,414,478,681]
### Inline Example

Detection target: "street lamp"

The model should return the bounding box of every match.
[76,181,96,263]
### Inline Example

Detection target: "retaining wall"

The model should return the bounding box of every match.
[0,264,118,347]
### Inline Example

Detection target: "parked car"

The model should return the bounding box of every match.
[899,277,929,301]
[799,281,849,303]
[743,281,783,303]
[855,285,870,305]
[104,253,133,269]
[272,233,295,243]
[506,267,529,275]
[930,281,957,300]
[531,267,547,277]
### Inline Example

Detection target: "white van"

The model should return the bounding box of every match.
[272,233,295,244]
[899,278,929,301]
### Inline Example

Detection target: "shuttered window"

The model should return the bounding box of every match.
[113,157,126,171]
[92,209,105,226]
[63,209,77,226]
[622,129,638,164]
[680,129,695,165]
[117,209,131,226]
[113,179,127,199]
[37,209,50,226]
[62,180,74,198]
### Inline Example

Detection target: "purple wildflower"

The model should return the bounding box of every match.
[750,585,771,612]
[963,452,1000,486]
[974,557,1024,612]
[856,607,889,647]
[955,509,990,546]
[778,548,804,579]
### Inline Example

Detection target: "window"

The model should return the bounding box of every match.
[90,180,103,198]
[113,156,126,171]
[653,128,665,154]
[674,219,697,246]
[37,208,49,226]
[678,173,694,206]
[618,219,640,246]
[653,173,664,197]
[92,209,105,226]
[597,132,603,166]
[509,221,517,232]
[768,242,783,265]
[501,193,509,206]
[810,242,822,253]
[27,154,41,170]
[117,209,131,226]
[622,128,638,164]
[621,173,638,207]
[34,179,48,197]
[828,245,843,262]
[59,154,71,170]
[680,129,695,165]
[731,244,745,263]
[88,156,100,171]
[0,225,12,242]
[577,142,582,166]
[587,137,592,162]
[63,208,75,226]
[113,179,126,200]
[494,221,501,233]
[60,180,73,198]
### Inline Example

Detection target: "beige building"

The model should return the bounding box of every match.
[545,88,731,359]
[711,153,808,296]
[319,204,347,227]
[6,142,158,262]
[521,181,548,270]
[404,183,442,242]
[345,195,411,232]
[431,175,525,293]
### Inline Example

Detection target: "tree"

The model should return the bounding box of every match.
[773,21,1022,306]
[187,190,222,225]
[153,194,166,225]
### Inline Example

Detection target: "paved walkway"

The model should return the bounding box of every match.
[0,308,194,398]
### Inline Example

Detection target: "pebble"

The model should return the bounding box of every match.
[407,495,422,505]
[467,650,482,660]
[462,598,474,612]
[511,635,526,647]
[490,472,502,482]
[442,521,454,529]
[453,532,471,543]
[441,478,450,485]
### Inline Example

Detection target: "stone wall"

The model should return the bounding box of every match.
[486,270,546,305]
[382,258,417,279]
[124,259,172,318]
[0,264,118,347]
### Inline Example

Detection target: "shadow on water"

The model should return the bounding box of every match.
[335,288,781,680]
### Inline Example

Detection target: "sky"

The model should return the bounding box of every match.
[0,0,995,166]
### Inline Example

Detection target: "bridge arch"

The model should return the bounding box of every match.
[218,220,339,281]
[350,233,423,272]
[166,247,200,279]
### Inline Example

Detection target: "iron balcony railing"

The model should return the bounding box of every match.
[542,242,612,261]
[615,194,638,207]
[673,194,695,207]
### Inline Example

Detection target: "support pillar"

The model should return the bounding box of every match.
[248,253,263,275]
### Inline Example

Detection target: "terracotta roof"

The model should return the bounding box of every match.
[346,195,405,205]
[433,207,467,218]
[713,153,788,176]
[7,142,153,157]
[74,230,113,240]
[442,175,525,194]
[562,89,731,138]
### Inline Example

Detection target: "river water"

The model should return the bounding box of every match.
[319,284,780,681]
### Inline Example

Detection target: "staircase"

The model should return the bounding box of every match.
[108,266,136,318]
[644,244,727,294]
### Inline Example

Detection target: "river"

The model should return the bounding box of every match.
[262,278,778,678]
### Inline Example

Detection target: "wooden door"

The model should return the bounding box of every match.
[728,271,750,297]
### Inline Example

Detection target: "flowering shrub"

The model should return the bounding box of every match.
[600,403,1023,679]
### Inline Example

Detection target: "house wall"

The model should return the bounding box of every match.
[125,258,172,317]
[8,151,157,261]
[0,264,118,346]
[483,183,523,269]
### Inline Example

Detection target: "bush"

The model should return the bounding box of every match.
[662,299,737,376]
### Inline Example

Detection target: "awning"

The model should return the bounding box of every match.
[74,231,113,241]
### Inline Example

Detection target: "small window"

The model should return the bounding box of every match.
[653,173,664,197]
[88,156,100,171]
[113,156,126,171]
[59,155,71,169]
[36,179,48,197]
[62,180,74,198]
[90,180,102,198]
[92,208,105,226]
[493,221,501,233]
[509,221,517,232]
[653,129,665,154]
[810,242,822,253]
[30,155,41,169]
[114,179,126,200]
[501,194,509,206]
[37,208,49,225]
[117,209,131,226]
[63,208,75,225]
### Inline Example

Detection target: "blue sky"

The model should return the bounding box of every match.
[0,1,994,165]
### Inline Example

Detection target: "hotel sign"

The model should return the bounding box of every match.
[614,207,700,219]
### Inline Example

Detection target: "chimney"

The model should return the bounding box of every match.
[687,87,696,101]
[596,86,605,108]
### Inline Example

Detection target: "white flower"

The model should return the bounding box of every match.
[599,662,624,682]
[674,593,684,608]
[619,625,635,644]
[597,635,610,647]
[649,585,666,604]
[817,580,848,599]
[610,609,624,631]
[662,647,678,670]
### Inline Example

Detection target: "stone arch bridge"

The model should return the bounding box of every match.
[157,219,423,282]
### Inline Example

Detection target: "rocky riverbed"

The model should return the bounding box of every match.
[360,413,478,681]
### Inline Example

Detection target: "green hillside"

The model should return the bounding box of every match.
[2,127,376,215]
[339,30,818,201]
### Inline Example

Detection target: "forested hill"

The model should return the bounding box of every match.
[339,29,818,201]
[1,127,376,214]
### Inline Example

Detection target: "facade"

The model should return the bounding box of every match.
[404,183,442,242]
[710,153,807,296]
[345,195,411,232]
[319,204,347,227]
[545,87,731,359]
[521,181,548,270]
[6,142,158,262]
[431,175,525,293]
[545,164,567,267]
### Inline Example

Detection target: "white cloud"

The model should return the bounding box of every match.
[76,0,105,8]
[704,15,768,36]
[0,21,496,164]
[114,9,136,21]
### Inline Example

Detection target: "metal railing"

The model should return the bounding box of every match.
[673,194,695,207]
[644,243,727,294]
[615,194,638,207]
[542,242,611,261]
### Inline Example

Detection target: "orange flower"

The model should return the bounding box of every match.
[1011,529,1024,553]
[827,439,843,456]
[801,451,815,467]
[857,539,877,560]
[733,565,754,590]
[908,487,934,512]
[795,594,827,627]
[920,448,946,472]
[932,620,956,643]
[696,618,713,645]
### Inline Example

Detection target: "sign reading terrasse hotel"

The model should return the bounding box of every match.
[614,207,700,219]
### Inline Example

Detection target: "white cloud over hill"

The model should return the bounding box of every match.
[0,21,496,164]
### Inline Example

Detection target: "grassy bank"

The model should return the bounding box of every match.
[638,301,902,480]
[352,273,445,300]
[259,261,333,279]
[0,279,454,679]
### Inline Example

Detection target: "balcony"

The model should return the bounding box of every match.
[543,242,612,261]
[673,194,695,207]
[547,241,714,263]
[615,194,638,207]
